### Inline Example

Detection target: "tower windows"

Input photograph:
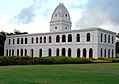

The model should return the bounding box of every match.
[21,38,23,44]
[17,38,20,44]
[40,37,42,43]
[104,34,106,43]
[44,37,46,43]
[25,38,28,44]
[31,37,34,44]
[101,33,103,42]
[36,37,38,43]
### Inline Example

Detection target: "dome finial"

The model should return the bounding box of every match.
[59,3,63,5]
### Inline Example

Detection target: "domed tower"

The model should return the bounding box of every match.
[50,3,72,32]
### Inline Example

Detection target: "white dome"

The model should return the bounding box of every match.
[50,3,71,23]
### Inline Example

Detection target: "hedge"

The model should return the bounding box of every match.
[0,56,119,65]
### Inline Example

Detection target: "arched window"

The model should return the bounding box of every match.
[56,35,60,43]
[62,35,66,42]
[101,33,103,42]
[104,49,106,57]
[83,48,86,58]
[31,37,34,44]
[112,36,114,44]
[62,48,66,56]
[68,48,71,57]
[108,49,110,58]
[21,38,23,44]
[101,48,103,57]
[40,37,42,43]
[25,49,27,56]
[87,33,90,42]
[104,34,106,43]
[108,35,110,43]
[56,48,59,56]
[49,36,52,43]
[31,49,34,57]
[6,49,8,56]
[21,49,23,56]
[48,48,52,56]
[9,49,11,56]
[17,49,19,56]
[77,48,80,58]
[13,39,15,45]
[89,48,93,58]
[12,49,14,56]
[36,37,38,43]
[39,49,42,57]
[44,37,46,43]
[17,38,20,44]
[25,38,27,44]
[9,39,10,45]
[112,50,114,58]
[68,34,72,42]
[76,34,80,42]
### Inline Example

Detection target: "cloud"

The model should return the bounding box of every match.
[75,0,119,29]
[12,0,48,24]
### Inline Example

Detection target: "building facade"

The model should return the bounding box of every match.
[4,3,116,59]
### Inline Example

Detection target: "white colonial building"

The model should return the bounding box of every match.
[4,3,116,59]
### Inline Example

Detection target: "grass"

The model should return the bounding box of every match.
[0,63,119,84]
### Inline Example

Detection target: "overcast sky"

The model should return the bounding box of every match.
[0,0,119,33]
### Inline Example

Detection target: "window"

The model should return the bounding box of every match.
[39,49,42,57]
[9,49,11,56]
[6,49,8,56]
[112,36,114,44]
[55,27,57,29]
[17,38,20,44]
[65,27,67,29]
[31,37,34,44]
[40,37,42,43]
[49,36,51,43]
[17,49,19,56]
[101,48,103,57]
[104,34,106,43]
[56,48,59,56]
[101,33,103,42]
[87,33,90,42]
[104,49,106,57]
[48,48,52,56]
[44,37,46,43]
[21,49,23,56]
[36,37,38,43]
[25,49,27,56]
[56,35,60,43]
[65,14,67,17]
[76,34,80,42]
[31,49,34,57]
[25,38,28,44]
[77,48,80,58]
[62,48,66,56]
[68,48,71,57]
[89,48,93,58]
[68,34,72,42]
[83,48,86,58]
[108,35,110,43]
[21,38,23,44]
[108,49,110,58]
[12,49,14,56]
[13,39,15,45]
[62,35,66,42]
[9,39,10,45]
[112,50,114,58]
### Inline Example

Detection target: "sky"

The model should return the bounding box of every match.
[0,0,119,34]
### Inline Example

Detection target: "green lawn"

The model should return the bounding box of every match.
[0,63,119,84]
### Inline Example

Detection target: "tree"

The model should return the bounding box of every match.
[116,33,119,55]
[0,31,6,56]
